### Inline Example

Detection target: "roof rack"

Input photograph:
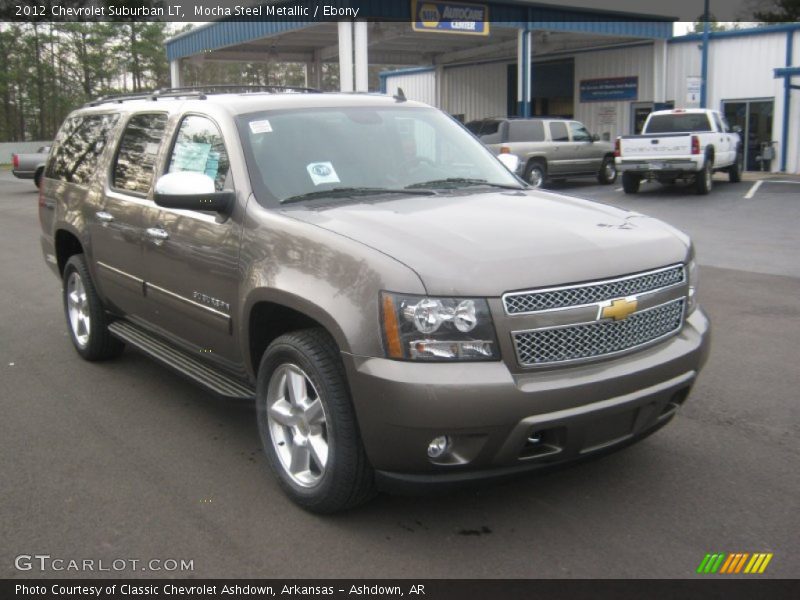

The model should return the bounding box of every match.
[85,85,321,107]
[163,84,321,95]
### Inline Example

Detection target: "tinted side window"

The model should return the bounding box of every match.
[112,113,169,195]
[508,120,545,142]
[465,120,483,135]
[549,121,569,142]
[167,115,230,192]
[476,120,504,144]
[47,114,119,184]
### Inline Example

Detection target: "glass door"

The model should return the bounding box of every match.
[723,99,774,171]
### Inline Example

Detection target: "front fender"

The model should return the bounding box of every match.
[237,199,426,377]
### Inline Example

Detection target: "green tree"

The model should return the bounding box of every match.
[690,17,730,33]
[752,0,800,21]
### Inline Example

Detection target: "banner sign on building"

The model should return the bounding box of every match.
[411,0,490,36]
[579,77,638,102]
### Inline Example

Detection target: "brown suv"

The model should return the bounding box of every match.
[40,87,709,512]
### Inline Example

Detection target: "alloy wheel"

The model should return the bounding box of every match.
[266,363,329,488]
[528,167,544,188]
[66,271,91,348]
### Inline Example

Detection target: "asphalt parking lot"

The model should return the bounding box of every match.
[1,168,798,579]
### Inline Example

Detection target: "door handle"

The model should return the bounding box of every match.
[96,211,114,223]
[145,228,169,243]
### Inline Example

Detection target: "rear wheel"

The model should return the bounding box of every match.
[695,160,713,195]
[524,160,546,189]
[62,254,124,361]
[728,151,744,183]
[622,172,641,194]
[256,328,375,513]
[598,156,617,184]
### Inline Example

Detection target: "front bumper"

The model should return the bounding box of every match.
[343,308,710,485]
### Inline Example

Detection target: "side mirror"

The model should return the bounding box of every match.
[154,172,234,213]
[732,125,743,134]
[497,153,520,173]
[591,133,600,142]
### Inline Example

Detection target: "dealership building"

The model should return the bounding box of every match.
[165,2,800,173]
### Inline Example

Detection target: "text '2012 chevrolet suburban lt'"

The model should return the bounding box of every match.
[39,87,710,512]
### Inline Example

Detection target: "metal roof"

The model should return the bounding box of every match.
[166,1,674,62]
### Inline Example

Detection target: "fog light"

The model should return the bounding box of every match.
[527,432,543,445]
[427,435,450,459]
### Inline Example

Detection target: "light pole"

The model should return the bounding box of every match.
[700,0,710,108]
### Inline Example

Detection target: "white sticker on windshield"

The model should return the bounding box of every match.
[249,119,273,134]
[306,162,340,186]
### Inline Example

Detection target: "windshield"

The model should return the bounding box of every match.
[238,106,522,204]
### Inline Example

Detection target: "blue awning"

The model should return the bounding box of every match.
[166,1,674,62]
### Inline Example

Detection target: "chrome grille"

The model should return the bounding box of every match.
[503,265,685,314]
[513,299,685,366]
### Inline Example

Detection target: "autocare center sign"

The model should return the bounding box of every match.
[412,0,490,36]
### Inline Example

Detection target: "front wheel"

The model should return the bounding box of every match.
[256,328,375,513]
[729,152,744,183]
[598,156,617,184]
[34,168,43,189]
[62,254,124,361]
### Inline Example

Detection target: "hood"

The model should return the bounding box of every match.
[282,190,690,296]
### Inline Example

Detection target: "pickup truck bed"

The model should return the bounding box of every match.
[12,146,50,188]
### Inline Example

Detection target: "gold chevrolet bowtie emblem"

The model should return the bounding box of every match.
[600,297,638,321]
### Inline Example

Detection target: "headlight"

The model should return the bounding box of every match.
[381,292,499,361]
[687,254,699,314]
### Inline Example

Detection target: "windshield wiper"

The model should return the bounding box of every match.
[405,178,524,190]
[281,187,436,204]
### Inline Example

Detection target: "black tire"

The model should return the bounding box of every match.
[598,155,618,184]
[695,159,713,195]
[34,168,43,189]
[256,328,375,513]
[729,151,743,183]
[62,254,124,361]
[524,160,547,189]
[622,172,641,194]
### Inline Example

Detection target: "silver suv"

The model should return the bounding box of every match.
[40,87,709,512]
[467,117,617,188]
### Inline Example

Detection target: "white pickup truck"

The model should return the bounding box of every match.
[615,108,743,195]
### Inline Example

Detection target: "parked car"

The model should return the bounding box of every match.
[12,146,51,188]
[466,117,617,188]
[39,87,709,513]
[615,108,743,194]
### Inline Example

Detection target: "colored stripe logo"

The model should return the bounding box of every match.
[697,552,773,574]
